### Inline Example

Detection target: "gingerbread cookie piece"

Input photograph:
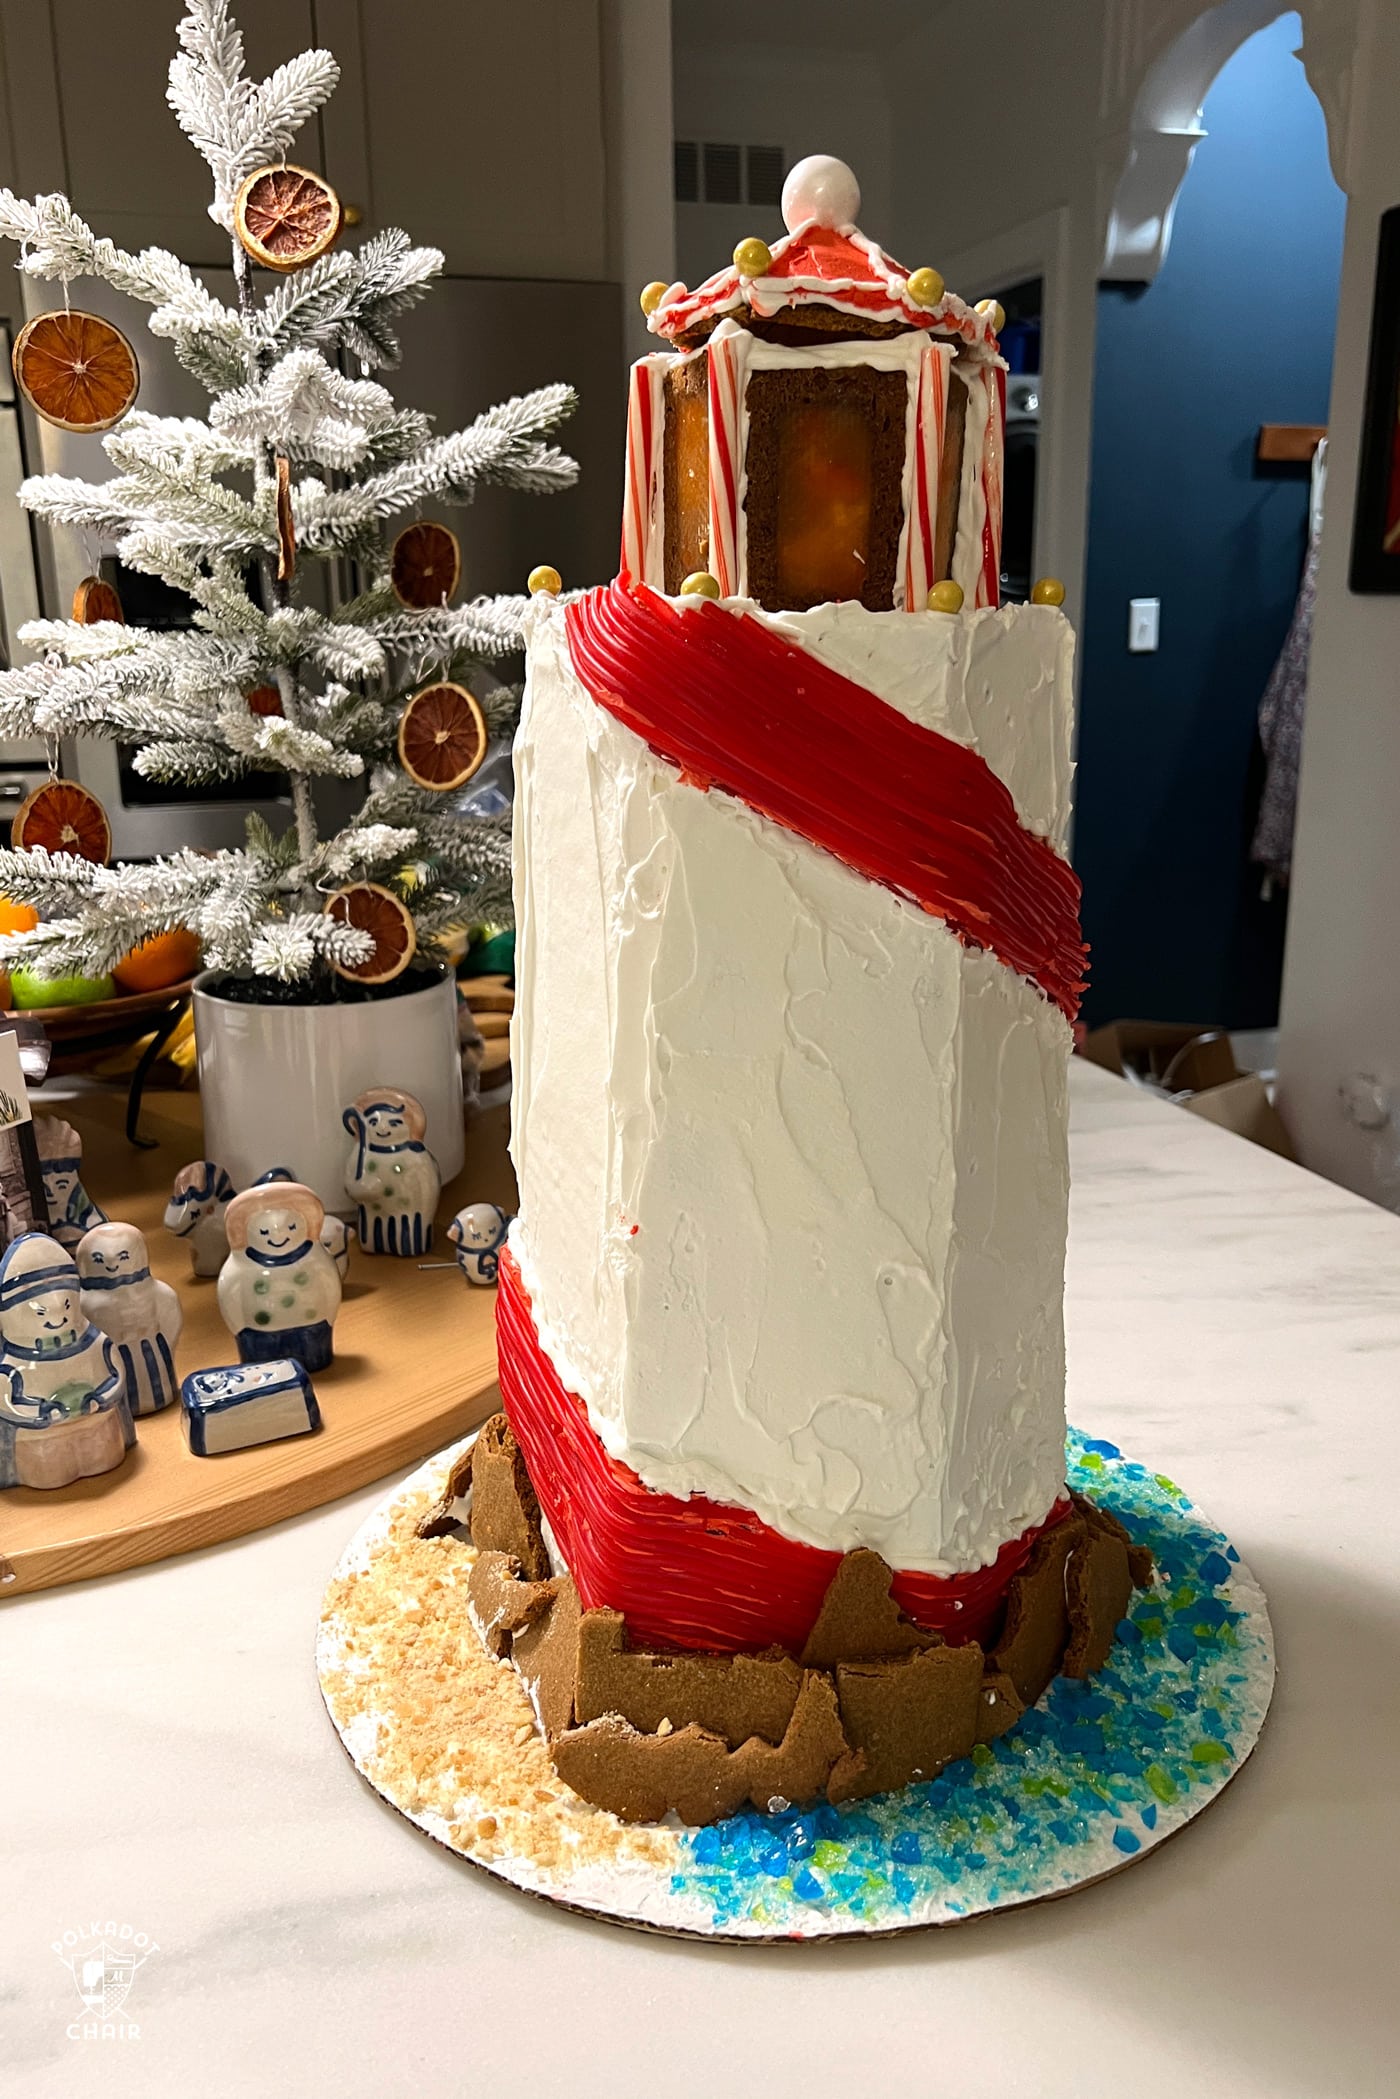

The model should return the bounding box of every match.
[512,1573,583,1739]
[799,1549,941,1669]
[415,1441,476,1539]
[974,1668,1025,1745]
[466,1550,559,1658]
[573,1609,802,1745]
[1063,1528,1133,1679]
[550,1668,861,1826]
[829,1642,984,1802]
[1071,1490,1154,1590]
[989,1514,1084,1708]
[468,1412,550,1581]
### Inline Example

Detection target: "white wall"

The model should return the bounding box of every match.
[1275,2,1400,1207]
[671,37,893,292]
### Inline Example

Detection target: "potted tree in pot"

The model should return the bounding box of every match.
[0,0,576,1207]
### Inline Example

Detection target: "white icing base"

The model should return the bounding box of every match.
[510,596,1076,1575]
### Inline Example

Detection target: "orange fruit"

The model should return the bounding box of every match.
[12,780,110,863]
[324,883,416,984]
[12,310,139,432]
[112,928,201,993]
[246,684,284,717]
[234,165,343,273]
[397,683,488,792]
[390,522,461,609]
[275,454,295,582]
[72,576,124,624]
[0,899,38,936]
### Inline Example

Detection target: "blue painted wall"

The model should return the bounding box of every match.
[1074,15,1345,1028]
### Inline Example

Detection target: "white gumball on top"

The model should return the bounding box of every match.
[781,154,861,235]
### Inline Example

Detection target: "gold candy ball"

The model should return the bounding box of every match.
[679,570,721,600]
[926,580,964,614]
[639,279,668,318]
[975,298,1007,334]
[1031,576,1066,607]
[527,564,562,596]
[907,266,946,309]
[733,237,773,280]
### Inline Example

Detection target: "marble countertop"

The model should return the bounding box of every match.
[7,1059,1397,2098]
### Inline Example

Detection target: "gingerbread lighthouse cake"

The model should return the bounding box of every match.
[441,157,1151,1826]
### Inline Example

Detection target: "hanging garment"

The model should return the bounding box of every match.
[1252,440,1327,884]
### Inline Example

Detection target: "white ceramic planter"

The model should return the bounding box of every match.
[192,970,465,1214]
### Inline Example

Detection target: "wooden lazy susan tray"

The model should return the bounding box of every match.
[0,1087,514,1598]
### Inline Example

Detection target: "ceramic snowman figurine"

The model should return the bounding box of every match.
[447,1203,513,1286]
[0,1232,133,1490]
[35,1118,107,1249]
[77,1221,183,1418]
[164,1160,236,1278]
[218,1182,342,1372]
[254,1167,352,1278]
[342,1089,441,1257]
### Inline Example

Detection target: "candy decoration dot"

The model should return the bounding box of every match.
[926,580,964,614]
[906,266,945,309]
[1031,576,1066,607]
[639,279,668,317]
[527,565,562,596]
[733,236,773,280]
[679,571,721,600]
[975,297,1007,333]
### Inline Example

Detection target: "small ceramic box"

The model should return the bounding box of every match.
[180,1358,321,1458]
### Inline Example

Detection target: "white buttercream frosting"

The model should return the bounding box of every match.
[508,596,1076,1576]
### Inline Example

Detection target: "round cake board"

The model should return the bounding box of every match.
[317,1428,1274,1943]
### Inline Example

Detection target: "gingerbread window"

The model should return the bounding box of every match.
[742,365,908,613]
[662,359,710,592]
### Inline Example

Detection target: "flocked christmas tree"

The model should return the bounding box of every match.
[0,0,576,995]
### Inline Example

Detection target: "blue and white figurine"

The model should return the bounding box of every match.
[77,1221,183,1418]
[447,1203,513,1286]
[0,1233,133,1490]
[255,1167,352,1278]
[181,1358,320,1457]
[218,1182,341,1372]
[35,1117,107,1249]
[164,1160,236,1278]
[342,1088,440,1257]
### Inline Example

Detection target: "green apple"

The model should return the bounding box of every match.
[10,966,116,1010]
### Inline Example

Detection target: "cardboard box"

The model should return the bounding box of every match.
[1078,1021,1296,1162]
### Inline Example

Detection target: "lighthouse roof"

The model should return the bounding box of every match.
[647,154,999,356]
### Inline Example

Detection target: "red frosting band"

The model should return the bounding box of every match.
[564,579,1086,1020]
[497,1245,1071,1656]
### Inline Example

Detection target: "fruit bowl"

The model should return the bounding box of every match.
[3,976,197,1145]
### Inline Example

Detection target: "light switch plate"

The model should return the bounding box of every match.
[1129,597,1160,652]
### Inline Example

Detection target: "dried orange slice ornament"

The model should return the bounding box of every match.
[234,164,344,273]
[324,881,416,984]
[397,682,488,792]
[71,576,124,625]
[275,455,296,582]
[390,522,462,609]
[12,310,139,433]
[12,779,111,863]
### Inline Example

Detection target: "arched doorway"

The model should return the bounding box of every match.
[1073,9,1345,1034]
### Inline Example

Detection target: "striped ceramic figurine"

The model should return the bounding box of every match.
[77,1221,183,1417]
[164,1160,236,1277]
[342,1089,440,1257]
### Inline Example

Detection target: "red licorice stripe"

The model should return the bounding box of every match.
[565,579,1085,1019]
[497,1246,1071,1655]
